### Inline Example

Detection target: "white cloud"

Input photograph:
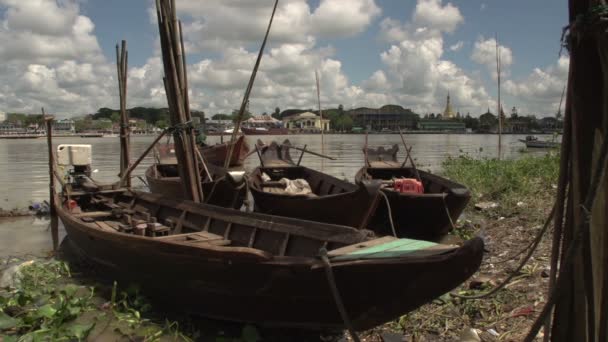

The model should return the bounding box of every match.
[370,0,489,114]
[471,37,514,78]
[0,0,113,115]
[311,0,381,37]
[504,56,569,115]
[449,41,464,51]
[413,0,464,34]
[174,0,380,52]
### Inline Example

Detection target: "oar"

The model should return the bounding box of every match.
[280,143,336,160]
[398,127,421,181]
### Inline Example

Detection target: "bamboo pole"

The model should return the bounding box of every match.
[116,40,131,187]
[119,129,168,186]
[43,109,58,251]
[156,0,203,202]
[496,34,502,160]
[398,127,421,181]
[315,70,324,149]
[224,0,279,169]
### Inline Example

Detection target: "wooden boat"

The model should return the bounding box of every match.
[241,126,289,135]
[248,140,380,229]
[355,145,471,241]
[145,162,246,208]
[157,135,249,167]
[519,135,560,148]
[201,135,250,166]
[56,183,484,331]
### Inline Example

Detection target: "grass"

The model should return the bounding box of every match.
[442,152,559,217]
[381,152,561,341]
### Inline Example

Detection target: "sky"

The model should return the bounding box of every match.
[0,0,569,118]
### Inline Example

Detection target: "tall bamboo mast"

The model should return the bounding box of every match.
[155,0,203,202]
[224,0,279,169]
[495,34,502,159]
[315,70,324,150]
[116,40,131,187]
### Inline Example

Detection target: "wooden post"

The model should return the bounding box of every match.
[224,0,279,169]
[315,70,324,150]
[43,109,58,250]
[116,40,131,187]
[495,34,502,160]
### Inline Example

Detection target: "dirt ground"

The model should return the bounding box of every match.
[355,200,554,342]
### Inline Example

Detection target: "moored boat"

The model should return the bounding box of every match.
[241,126,289,135]
[519,135,560,148]
[55,157,484,330]
[248,140,380,229]
[355,145,471,241]
[201,135,250,166]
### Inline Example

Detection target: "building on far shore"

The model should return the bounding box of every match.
[283,111,330,133]
[54,118,76,133]
[417,94,466,132]
[347,104,418,131]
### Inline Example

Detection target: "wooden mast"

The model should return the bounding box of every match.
[224,0,279,169]
[116,40,131,187]
[43,108,58,250]
[495,33,502,159]
[315,70,324,150]
[155,0,202,202]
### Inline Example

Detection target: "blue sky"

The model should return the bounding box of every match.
[0,0,570,117]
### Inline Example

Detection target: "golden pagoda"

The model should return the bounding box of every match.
[443,91,455,119]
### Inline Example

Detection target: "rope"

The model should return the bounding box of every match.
[378,190,397,237]
[318,248,361,342]
[451,202,555,300]
[560,4,608,54]
[441,194,457,231]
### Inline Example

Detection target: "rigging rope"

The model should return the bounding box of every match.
[379,190,397,237]
[318,248,361,342]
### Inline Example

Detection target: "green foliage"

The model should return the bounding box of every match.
[442,153,560,208]
[110,112,120,123]
[0,260,96,341]
[212,113,232,120]
[93,107,170,126]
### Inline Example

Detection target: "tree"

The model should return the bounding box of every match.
[338,104,344,115]
[110,112,121,123]
[212,113,232,120]
[272,107,281,119]
[155,120,168,129]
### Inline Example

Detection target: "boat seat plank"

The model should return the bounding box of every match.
[327,236,397,257]
[75,211,113,218]
[155,231,225,241]
[331,238,457,261]
[95,221,118,232]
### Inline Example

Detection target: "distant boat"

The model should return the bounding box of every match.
[80,133,103,138]
[241,126,289,135]
[519,135,560,148]
[103,133,118,138]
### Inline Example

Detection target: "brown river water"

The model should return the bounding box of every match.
[0,133,552,256]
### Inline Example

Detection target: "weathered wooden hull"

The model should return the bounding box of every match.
[201,135,249,167]
[249,166,380,229]
[355,167,471,241]
[57,190,483,330]
[145,164,246,208]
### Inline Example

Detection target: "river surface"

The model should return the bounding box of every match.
[0,133,554,256]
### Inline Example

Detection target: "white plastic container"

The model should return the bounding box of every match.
[57,144,92,166]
